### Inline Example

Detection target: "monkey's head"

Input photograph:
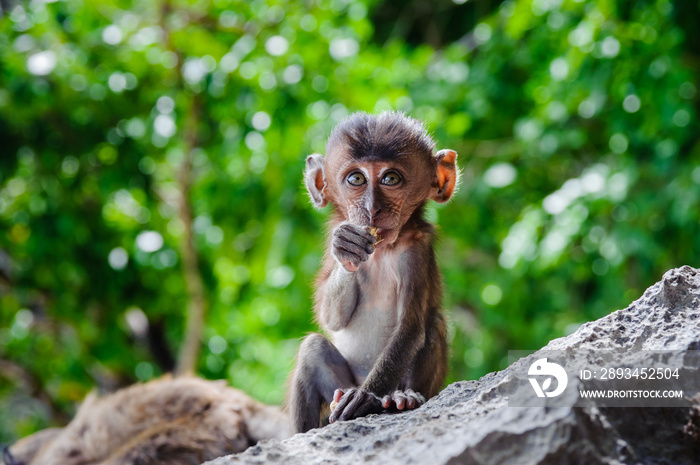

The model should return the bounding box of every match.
[305,112,458,246]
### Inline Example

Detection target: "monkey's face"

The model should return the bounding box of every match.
[327,154,433,245]
[304,113,458,244]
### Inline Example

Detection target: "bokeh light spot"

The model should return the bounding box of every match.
[27,51,56,75]
[108,247,129,270]
[481,284,503,306]
[622,95,641,113]
[136,231,164,253]
[265,35,289,56]
[102,25,123,45]
[251,111,271,131]
[483,163,517,188]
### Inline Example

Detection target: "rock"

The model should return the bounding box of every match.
[205,266,700,465]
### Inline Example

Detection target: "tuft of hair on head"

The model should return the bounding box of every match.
[326,111,436,162]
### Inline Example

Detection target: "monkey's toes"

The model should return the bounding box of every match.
[383,389,426,411]
[329,388,382,423]
[405,389,426,409]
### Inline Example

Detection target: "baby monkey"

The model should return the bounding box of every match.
[289,111,458,433]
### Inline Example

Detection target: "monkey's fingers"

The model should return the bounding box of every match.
[337,222,377,246]
[333,248,365,272]
[335,258,360,272]
[331,230,374,268]
[333,240,372,261]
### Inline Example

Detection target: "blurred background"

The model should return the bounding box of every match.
[1,0,698,442]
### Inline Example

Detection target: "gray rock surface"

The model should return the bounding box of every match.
[206,266,700,465]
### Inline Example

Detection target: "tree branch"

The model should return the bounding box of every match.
[175,95,207,376]
[158,0,207,376]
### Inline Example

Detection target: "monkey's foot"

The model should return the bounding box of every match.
[328,388,382,423]
[381,389,426,411]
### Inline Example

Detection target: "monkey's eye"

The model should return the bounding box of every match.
[381,171,402,186]
[347,172,366,186]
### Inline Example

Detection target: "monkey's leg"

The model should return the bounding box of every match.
[289,333,356,433]
[387,312,448,412]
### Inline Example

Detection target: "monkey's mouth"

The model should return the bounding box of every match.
[370,228,392,247]
[375,228,390,238]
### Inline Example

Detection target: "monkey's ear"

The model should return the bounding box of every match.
[430,149,458,203]
[305,154,329,208]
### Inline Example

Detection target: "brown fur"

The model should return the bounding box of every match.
[289,112,458,433]
[8,376,290,465]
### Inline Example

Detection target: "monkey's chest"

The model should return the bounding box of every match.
[330,277,398,381]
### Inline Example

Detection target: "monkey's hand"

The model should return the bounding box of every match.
[328,388,382,423]
[381,389,426,411]
[331,222,377,272]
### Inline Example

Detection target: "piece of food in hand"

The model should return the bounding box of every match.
[369,227,384,246]
[330,400,339,412]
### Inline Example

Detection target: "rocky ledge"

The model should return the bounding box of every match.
[206,266,700,465]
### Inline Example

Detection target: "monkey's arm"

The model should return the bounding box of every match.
[316,265,360,331]
[316,222,375,331]
[329,248,429,422]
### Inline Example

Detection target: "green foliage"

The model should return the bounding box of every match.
[0,0,698,443]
